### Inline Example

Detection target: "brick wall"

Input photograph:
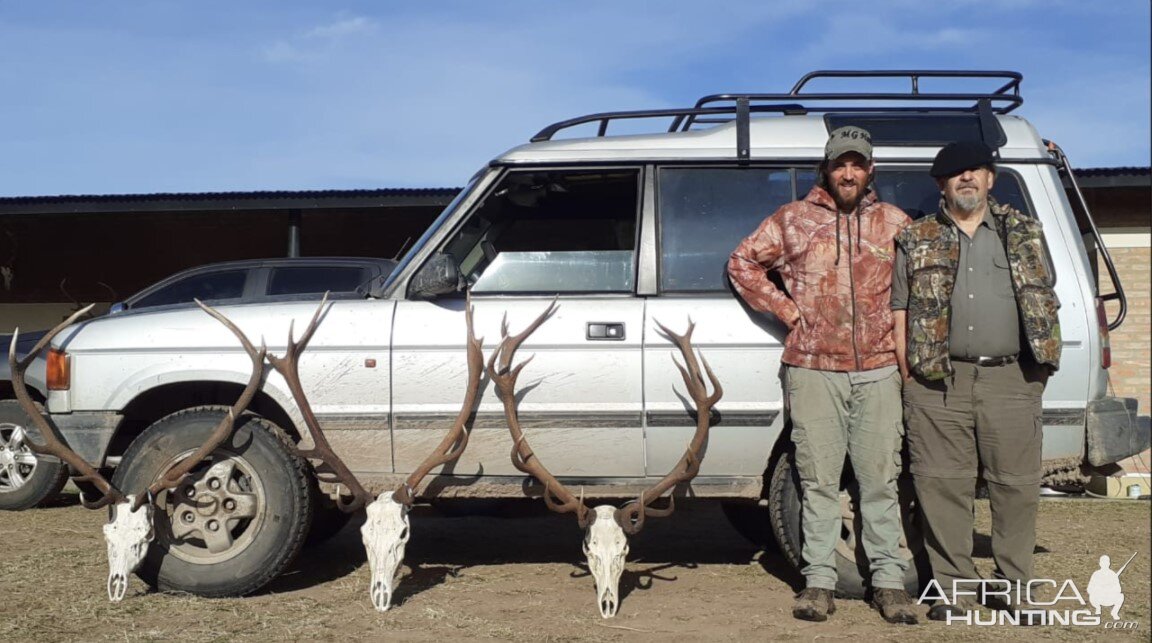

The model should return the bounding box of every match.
[1100,244,1151,415]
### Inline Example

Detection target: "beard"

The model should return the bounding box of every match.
[832,183,864,211]
[950,191,983,213]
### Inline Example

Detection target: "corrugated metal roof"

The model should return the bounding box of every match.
[1073,166,1150,177]
[0,187,462,215]
[1071,167,1150,188]
[0,166,1145,214]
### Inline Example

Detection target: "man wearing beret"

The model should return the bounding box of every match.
[892,140,1061,621]
[730,126,918,625]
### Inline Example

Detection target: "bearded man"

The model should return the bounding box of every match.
[892,140,1061,622]
[729,126,917,625]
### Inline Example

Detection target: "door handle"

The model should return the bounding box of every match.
[587,322,625,340]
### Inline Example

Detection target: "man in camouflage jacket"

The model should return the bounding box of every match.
[729,126,918,625]
[892,140,1061,623]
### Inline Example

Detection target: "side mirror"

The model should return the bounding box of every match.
[108,302,126,315]
[409,253,464,299]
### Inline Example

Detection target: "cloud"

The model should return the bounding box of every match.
[262,13,377,65]
[260,40,313,64]
[304,15,376,40]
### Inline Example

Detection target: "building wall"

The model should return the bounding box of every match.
[0,204,442,333]
[1100,233,1151,416]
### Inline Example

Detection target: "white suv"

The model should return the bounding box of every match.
[8,70,1145,599]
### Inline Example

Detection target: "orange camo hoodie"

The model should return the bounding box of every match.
[728,185,911,372]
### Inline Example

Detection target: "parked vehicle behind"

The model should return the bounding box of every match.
[0,256,395,509]
[4,71,1145,599]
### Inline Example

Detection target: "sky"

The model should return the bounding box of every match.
[0,1,1148,197]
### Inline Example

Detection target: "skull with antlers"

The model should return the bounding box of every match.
[486,302,722,618]
[246,293,484,611]
[8,302,268,601]
[362,297,484,611]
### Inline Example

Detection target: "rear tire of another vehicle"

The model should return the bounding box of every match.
[767,446,928,599]
[0,400,69,511]
[304,485,354,547]
[113,407,313,597]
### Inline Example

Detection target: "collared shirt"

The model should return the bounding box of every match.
[891,211,1021,359]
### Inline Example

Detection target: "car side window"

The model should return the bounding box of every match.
[268,266,365,296]
[132,269,247,309]
[658,167,796,292]
[440,169,640,294]
[872,168,1032,220]
[657,167,1035,294]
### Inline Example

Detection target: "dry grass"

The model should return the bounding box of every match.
[1,496,1148,642]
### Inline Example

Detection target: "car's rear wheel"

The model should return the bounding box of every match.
[113,407,313,597]
[766,447,928,598]
[0,400,69,511]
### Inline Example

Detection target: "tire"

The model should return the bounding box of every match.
[766,447,929,598]
[112,406,313,597]
[0,400,69,511]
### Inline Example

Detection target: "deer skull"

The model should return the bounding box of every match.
[582,505,629,618]
[361,494,411,611]
[101,496,154,602]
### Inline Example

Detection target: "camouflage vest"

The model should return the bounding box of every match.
[895,198,1062,380]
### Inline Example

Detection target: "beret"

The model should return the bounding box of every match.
[930,140,995,178]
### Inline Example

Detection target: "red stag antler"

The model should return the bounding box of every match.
[392,294,484,506]
[485,300,589,525]
[615,318,722,534]
[263,293,372,512]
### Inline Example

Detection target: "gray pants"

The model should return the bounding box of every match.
[904,359,1047,595]
[786,366,908,591]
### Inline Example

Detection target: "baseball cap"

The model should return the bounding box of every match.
[825,126,873,162]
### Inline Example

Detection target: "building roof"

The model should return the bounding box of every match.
[1072,166,1151,188]
[0,187,460,215]
[0,166,1146,215]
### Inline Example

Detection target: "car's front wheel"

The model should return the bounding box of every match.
[0,400,69,511]
[113,406,313,597]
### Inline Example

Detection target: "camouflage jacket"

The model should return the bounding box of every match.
[895,197,1061,380]
[728,185,911,371]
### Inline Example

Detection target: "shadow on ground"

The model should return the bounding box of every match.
[265,499,802,600]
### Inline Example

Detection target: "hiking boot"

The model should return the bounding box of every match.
[793,588,836,622]
[927,594,983,622]
[871,588,919,625]
[927,603,963,621]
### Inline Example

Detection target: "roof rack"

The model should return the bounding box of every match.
[530,70,1023,147]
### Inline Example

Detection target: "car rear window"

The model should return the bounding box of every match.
[267,266,365,296]
[132,269,247,309]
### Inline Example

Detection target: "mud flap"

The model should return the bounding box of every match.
[1085,397,1147,466]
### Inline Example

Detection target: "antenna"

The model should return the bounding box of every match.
[391,236,413,261]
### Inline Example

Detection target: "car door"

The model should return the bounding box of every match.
[643,166,804,477]
[391,167,646,479]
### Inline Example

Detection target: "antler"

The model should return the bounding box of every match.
[8,305,126,509]
[486,300,589,526]
[616,318,722,534]
[392,294,484,506]
[265,293,371,513]
[132,300,272,510]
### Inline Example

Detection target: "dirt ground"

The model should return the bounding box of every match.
[1,494,1148,642]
